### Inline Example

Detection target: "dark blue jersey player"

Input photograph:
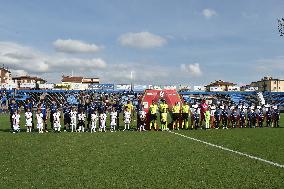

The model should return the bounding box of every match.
[63,103,71,131]
[9,99,18,131]
[39,100,48,132]
[49,100,58,130]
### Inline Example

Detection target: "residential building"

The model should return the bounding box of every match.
[12,76,46,89]
[61,75,100,90]
[205,80,238,92]
[0,67,12,84]
[245,76,284,92]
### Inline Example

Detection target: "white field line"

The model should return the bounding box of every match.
[168,131,284,169]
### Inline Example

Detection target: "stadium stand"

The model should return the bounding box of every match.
[263,92,284,108]
[1,90,284,111]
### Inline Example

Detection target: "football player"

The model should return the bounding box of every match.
[110,107,118,132]
[149,100,158,130]
[70,107,77,132]
[77,110,86,132]
[90,110,98,133]
[25,108,33,133]
[12,110,21,133]
[123,107,131,131]
[138,108,147,132]
[99,111,107,132]
[272,106,280,128]
[172,102,181,130]
[63,103,71,132]
[181,102,190,130]
[36,109,44,133]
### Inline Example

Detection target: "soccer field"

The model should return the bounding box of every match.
[0,114,283,188]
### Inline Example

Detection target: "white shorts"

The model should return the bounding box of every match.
[13,124,20,130]
[100,121,106,127]
[26,119,32,127]
[110,120,116,126]
[54,122,61,128]
[37,123,43,129]
[71,118,76,125]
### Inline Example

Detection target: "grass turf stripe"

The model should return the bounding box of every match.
[168,130,284,169]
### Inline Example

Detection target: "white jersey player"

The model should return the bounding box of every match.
[139,109,146,131]
[25,109,33,133]
[70,108,77,132]
[91,111,98,133]
[210,105,216,116]
[123,108,131,131]
[12,111,21,133]
[99,112,107,132]
[110,109,117,132]
[53,110,61,132]
[77,111,86,132]
[36,110,44,133]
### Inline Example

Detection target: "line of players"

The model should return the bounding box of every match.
[8,98,281,133]
[9,98,140,133]
[208,103,280,129]
[147,99,281,130]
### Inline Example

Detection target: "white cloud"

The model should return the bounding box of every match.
[53,39,102,53]
[202,9,217,19]
[180,63,202,77]
[0,42,49,73]
[0,41,204,84]
[49,58,107,72]
[118,32,167,49]
[99,62,170,84]
[10,69,28,77]
[0,41,107,78]
[0,41,174,84]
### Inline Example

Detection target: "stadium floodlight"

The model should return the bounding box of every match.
[277,18,284,36]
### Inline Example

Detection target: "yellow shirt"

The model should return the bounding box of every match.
[161,112,167,122]
[160,103,168,113]
[124,103,133,112]
[149,104,158,114]
[182,104,190,114]
[172,105,180,113]
[205,111,210,122]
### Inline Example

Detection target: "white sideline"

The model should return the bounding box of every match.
[168,131,284,169]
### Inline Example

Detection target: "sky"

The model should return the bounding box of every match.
[0,0,283,86]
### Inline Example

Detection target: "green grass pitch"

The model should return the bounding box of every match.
[0,113,283,188]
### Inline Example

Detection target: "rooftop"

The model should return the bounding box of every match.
[62,76,83,83]
[205,80,236,87]
[12,75,46,82]
[0,67,11,73]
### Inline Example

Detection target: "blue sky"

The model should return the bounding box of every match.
[0,0,283,85]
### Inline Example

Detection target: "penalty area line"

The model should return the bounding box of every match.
[168,131,284,169]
